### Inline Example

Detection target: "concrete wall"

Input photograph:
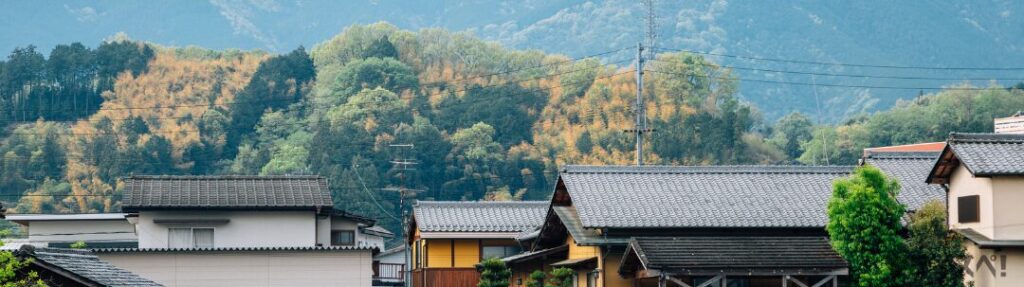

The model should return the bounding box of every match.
[963,243,1024,287]
[97,250,374,287]
[136,210,317,248]
[992,176,1024,240]
[25,220,135,245]
[948,165,996,239]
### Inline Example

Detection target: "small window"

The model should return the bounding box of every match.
[482,245,521,259]
[959,195,980,223]
[331,230,355,246]
[168,227,215,248]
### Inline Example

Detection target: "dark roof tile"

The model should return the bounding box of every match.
[122,175,333,211]
[865,151,946,211]
[559,165,854,228]
[622,236,847,273]
[26,247,163,287]
[947,133,1024,176]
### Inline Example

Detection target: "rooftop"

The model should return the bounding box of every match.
[928,133,1024,183]
[412,201,548,233]
[557,165,854,229]
[864,151,946,211]
[121,175,333,211]
[619,236,848,276]
[18,246,163,287]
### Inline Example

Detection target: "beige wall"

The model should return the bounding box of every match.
[97,250,374,287]
[949,165,996,239]
[25,220,135,245]
[992,176,1024,240]
[137,210,318,248]
[963,242,1024,287]
[602,253,632,287]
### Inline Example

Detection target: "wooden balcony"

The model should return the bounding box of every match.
[411,268,480,287]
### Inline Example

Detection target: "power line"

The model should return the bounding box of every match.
[652,46,1024,71]
[645,69,1004,91]
[647,58,1023,82]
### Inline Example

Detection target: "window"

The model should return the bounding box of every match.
[168,227,215,248]
[331,230,355,246]
[959,195,980,223]
[586,271,597,287]
[482,245,521,259]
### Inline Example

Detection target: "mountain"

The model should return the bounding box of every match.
[3,1,1022,121]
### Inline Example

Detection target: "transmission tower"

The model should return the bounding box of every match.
[626,0,659,166]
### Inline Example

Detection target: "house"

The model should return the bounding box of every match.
[927,132,1024,287]
[5,213,138,248]
[92,175,387,287]
[375,245,407,286]
[12,245,163,287]
[407,200,549,287]
[508,165,852,287]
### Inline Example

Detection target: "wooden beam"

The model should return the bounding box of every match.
[695,275,721,287]
[786,275,809,287]
[811,275,837,287]
[665,275,691,287]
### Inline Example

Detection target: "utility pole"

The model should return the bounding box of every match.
[385,143,421,287]
[633,42,647,166]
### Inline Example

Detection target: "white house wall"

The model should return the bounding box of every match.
[136,210,317,248]
[97,250,374,287]
[26,220,135,245]
[949,165,996,239]
[992,176,1024,240]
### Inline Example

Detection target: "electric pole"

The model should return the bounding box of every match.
[633,42,647,166]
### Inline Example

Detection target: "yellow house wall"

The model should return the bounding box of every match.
[453,239,481,267]
[963,242,1024,287]
[992,176,1024,240]
[426,239,453,268]
[949,165,996,239]
[602,253,632,287]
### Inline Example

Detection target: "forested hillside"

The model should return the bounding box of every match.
[0,23,1020,238]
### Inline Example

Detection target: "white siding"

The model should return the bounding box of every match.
[25,220,135,245]
[136,210,317,248]
[97,250,374,287]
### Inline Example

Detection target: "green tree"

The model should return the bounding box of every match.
[769,112,814,159]
[477,257,511,287]
[362,35,399,59]
[575,130,593,154]
[545,268,573,287]
[324,57,418,102]
[827,166,908,287]
[526,270,546,287]
[906,201,967,287]
[70,241,87,249]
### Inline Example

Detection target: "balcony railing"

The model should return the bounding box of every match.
[375,262,404,281]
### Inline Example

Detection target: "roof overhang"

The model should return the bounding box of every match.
[926,143,963,184]
[619,236,849,277]
[5,213,130,225]
[551,256,597,269]
[501,245,569,265]
[957,229,1024,248]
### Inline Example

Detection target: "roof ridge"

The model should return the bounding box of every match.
[415,200,549,206]
[949,132,1024,143]
[562,165,855,174]
[864,151,940,159]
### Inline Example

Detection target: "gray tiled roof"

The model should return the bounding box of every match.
[621,236,847,273]
[865,151,946,211]
[413,201,548,232]
[26,247,163,287]
[559,165,854,228]
[947,133,1024,175]
[122,175,333,211]
[552,206,628,246]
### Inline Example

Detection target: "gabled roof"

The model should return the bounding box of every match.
[928,133,1024,183]
[864,151,946,211]
[556,165,853,229]
[619,236,848,276]
[411,201,548,233]
[121,175,333,211]
[17,246,163,287]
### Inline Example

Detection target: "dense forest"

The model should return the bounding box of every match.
[0,23,1021,239]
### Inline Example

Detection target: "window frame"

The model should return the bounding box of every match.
[330,230,356,246]
[167,227,215,249]
[958,195,981,223]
